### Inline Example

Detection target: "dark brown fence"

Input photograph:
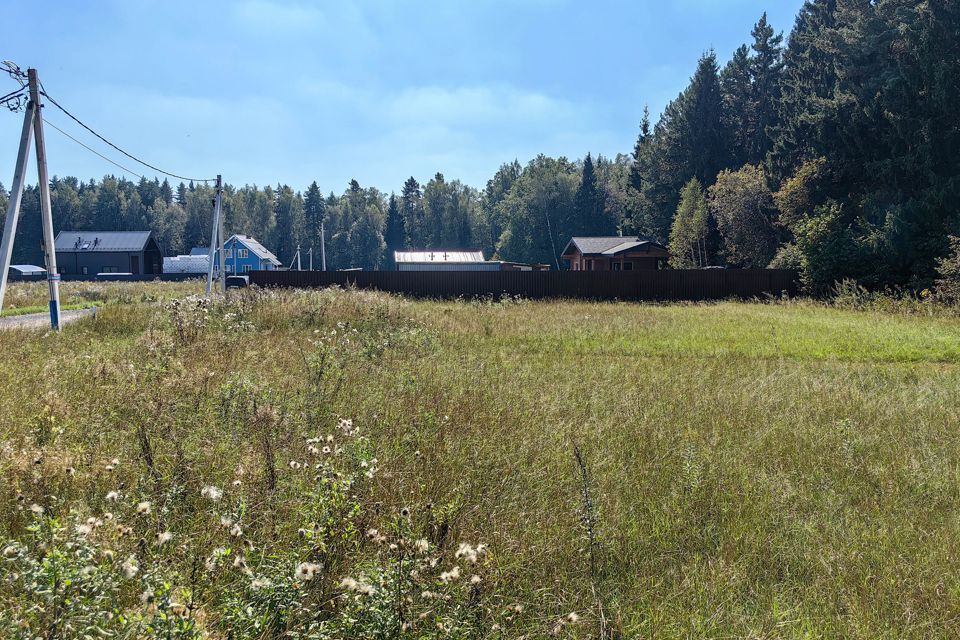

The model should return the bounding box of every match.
[249,269,800,301]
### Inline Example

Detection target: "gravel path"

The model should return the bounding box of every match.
[0,307,96,331]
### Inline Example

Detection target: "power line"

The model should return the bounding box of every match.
[42,115,145,180]
[37,80,216,183]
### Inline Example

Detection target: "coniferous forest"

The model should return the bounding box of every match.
[2,0,958,292]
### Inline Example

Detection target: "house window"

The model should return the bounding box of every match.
[224,248,232,259]
[238,248,249,259]
[81,266,89,275]
[613,262,621,271]
[624,262,634,271]
[243,264,252,273]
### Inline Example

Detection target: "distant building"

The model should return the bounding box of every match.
[55,231,163,275]
[394,250,549,272]
[162,254,210,274]
[561,237,669,271]
[167,234,281,274]
[7,265,46,281]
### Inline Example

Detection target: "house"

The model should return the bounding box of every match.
[561,236,669,271]
[55,231,163,275]
[201,235,281,273]
[394,250,549,272]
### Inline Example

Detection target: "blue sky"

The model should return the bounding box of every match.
[2,0,804,192]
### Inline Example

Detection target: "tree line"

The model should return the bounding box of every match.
[1,0,957,291]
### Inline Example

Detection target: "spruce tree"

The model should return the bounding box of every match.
[400,177,423,247]
[720,45,754,168]
[749,13,784,163]
[303,181,325,265]
[384,193,404,269]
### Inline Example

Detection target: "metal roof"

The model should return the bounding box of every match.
[562,236,667,256]
[189,247,210,256]
[55,231,153,252]
[9,265,45,273]
[395,250,486,263]
[228,235,282,266]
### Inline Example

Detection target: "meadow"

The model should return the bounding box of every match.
[1,280,960,639]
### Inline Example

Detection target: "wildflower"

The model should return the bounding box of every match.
[566,612,580,624]
[400,506,411,518]
[455,543,478,564]
[470,574,482,585]
[29,504,44,515]
[80,565,96,578]
[289,460,301,470]
[122,558,139,578]
[157,531,174,546]
[414,539,430,554]
[220,516,233,528]
[136,501,151,515]
[65,466,76,476]
[357,582,375,596]
[201,485,222,501]
[439,566,461,583]
[295,561,320,582]
[339,576,358,591]
[141,589,155,604]
[103,512,113,520]
[102,549,115,562]
[232,479,242,487]
[116,525,133,537]
[251,576,272,590]
[230,523,243,537]
[76,523,93,536]
[321,446,331,455]
[103,490,120,503]
[2,545,18,559]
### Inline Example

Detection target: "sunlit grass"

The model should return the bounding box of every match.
[1,282,958,638]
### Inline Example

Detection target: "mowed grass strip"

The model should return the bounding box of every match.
[0,283,958,638]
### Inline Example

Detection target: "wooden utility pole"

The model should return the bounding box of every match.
[205,175,225,295]
[0,68,61,330]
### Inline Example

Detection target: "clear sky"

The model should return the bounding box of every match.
[2,0,805,193]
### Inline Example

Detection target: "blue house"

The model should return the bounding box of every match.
[190,235,282,274]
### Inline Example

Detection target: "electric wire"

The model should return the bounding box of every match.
[0,87,26,105]
[37,80,216,183]
[42,115,145,180]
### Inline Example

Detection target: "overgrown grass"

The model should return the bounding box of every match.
[1,281,959,638]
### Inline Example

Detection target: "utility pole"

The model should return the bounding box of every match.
[205,175,224,295]
[296,245,301,271]
[0,67,61,330]
[30,70,61,329]
[320,221,326,271]
[308,246,313,271]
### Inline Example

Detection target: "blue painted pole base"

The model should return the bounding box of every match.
[49,300,60,331]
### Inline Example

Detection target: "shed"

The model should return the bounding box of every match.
[7,265,46,281]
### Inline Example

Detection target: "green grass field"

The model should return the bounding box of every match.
[2,281,959,638]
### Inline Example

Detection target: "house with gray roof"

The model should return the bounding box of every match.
[55,231,163,275]
[561,236,669,271]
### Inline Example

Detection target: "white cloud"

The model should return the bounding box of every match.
[383,85,579,128]
[232,0,324,31]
